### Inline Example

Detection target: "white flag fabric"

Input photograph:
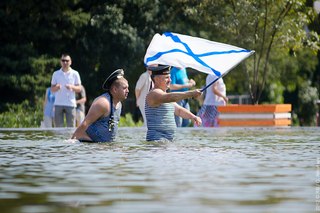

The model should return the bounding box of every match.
[144,32,254,77]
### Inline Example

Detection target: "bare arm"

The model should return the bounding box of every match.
[76,96,87,105]
[147,89,202,107]
[170,79,196,90]
[51,84,61,92]
[170,83,191,90]
[212,83,228,103]
[174,103,202,126]
[72,97,110,140]
[66,84,82,93]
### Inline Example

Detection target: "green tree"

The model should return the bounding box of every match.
[0,0,90,111]
[183,0,319,104]
[297,80,318,125]
[0,0,319,127]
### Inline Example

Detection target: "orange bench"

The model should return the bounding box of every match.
[217,104,292,126]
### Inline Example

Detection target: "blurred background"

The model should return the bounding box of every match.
[0,0,319,127]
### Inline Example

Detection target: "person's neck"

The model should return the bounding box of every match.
[112,98,120,107]
[108,93,120,107]
[62,67,70,72]
[154,85,167,92]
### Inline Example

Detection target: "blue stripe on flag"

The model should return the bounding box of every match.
[145,49,186,64]
[198,49,251,57]
[164,32,222,76]
[145,32,251,77]
[164,32,221,76]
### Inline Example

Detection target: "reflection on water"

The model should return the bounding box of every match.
[0,127,319,213]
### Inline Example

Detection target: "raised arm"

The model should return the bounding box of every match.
[147,88,202,107]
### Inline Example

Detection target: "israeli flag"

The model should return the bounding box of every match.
[144,32,254,77]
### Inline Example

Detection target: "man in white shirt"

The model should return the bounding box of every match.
[51,54,82,127]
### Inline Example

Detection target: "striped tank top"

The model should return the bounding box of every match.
[145,101,176,141]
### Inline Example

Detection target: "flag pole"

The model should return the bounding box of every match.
[200,77,220,92]
[200,50,255,92]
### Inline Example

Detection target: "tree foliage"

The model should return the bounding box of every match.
[184,0,319,104]
[0,0,90,110]
[0,0,319,126]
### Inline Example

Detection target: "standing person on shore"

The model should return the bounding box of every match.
[72,69,129,142]
[42,87,55,128]
[197,74,228,127]
[51,54,82,127]
[145,65,202,142]
[135,69,152,125]
[76,85,87,127]
[170,67,196,127]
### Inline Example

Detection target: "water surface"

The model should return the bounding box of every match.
[0,127,319,213]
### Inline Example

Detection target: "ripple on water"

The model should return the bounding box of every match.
[0,127,318,212]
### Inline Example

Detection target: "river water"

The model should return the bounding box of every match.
[0,127,319,213]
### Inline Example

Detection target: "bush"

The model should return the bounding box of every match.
[0,100,43,128]
[119,113,143,127]
[297,81,318,126]
[0,99,144,128]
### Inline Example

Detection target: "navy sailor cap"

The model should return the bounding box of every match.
[147,65,171,75]
[102,69,125,90]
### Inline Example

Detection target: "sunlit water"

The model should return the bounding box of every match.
[0,127,319,213]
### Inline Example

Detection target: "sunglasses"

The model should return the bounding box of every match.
[61,59,70,62]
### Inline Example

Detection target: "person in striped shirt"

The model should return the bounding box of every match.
[145,65,202,142]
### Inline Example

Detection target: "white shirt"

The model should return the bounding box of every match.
[135,71,152,107]
[51,68,81,107]
[204,75,226,106]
